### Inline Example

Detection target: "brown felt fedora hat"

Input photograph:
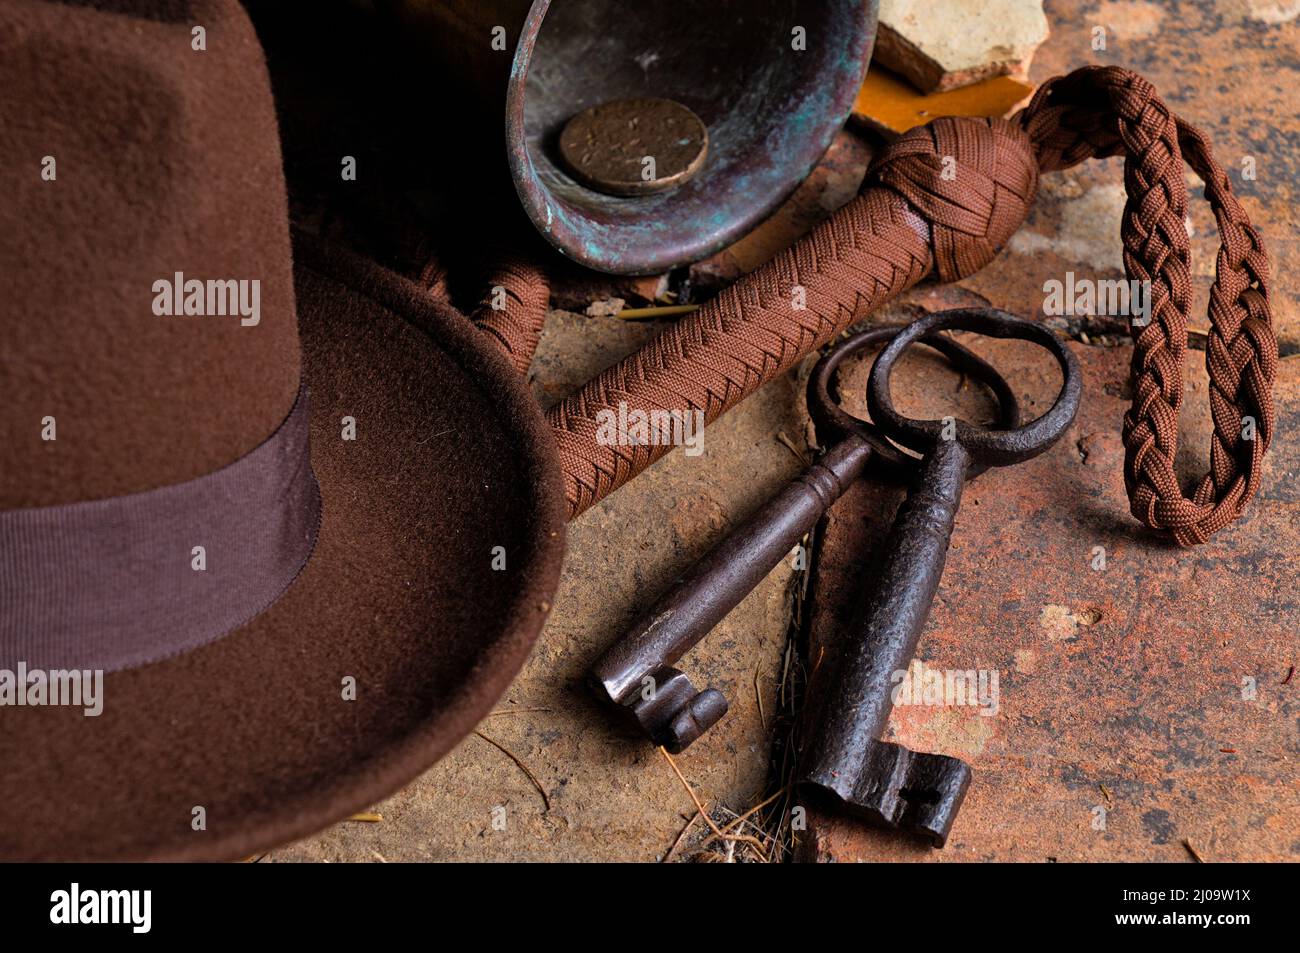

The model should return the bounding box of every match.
[0,0,566,860]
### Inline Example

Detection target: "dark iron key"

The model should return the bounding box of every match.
[799,308,1082,847]
[589,323,1020,753]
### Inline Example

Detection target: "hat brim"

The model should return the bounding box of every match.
[0,232,567,861]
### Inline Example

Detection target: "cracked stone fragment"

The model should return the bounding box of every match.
[875,0,1050,93]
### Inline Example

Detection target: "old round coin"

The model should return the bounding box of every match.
[558,97,708,197]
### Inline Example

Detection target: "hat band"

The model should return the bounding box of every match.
[0,386,321,672]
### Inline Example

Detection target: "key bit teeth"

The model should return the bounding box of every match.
[622,667,729,752]
[895,748,972,847]
[663,688,728,753]
[801,740,971,848]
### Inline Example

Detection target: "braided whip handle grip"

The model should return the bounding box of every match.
[547,115,1039,519]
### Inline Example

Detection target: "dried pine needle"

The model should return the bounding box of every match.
[474,730,551,811]
[658,746,768,859]
[615,304,700,320]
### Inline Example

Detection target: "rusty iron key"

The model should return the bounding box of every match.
[589,322,1020,753]
[798,308,1082,847]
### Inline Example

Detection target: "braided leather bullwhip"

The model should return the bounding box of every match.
[524,66,1275,546]
[468,253,550,376]
[417,241,550,377]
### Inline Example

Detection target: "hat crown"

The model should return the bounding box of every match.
[0,0,300,509]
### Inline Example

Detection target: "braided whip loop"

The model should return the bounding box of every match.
[1018,66,1276,544]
